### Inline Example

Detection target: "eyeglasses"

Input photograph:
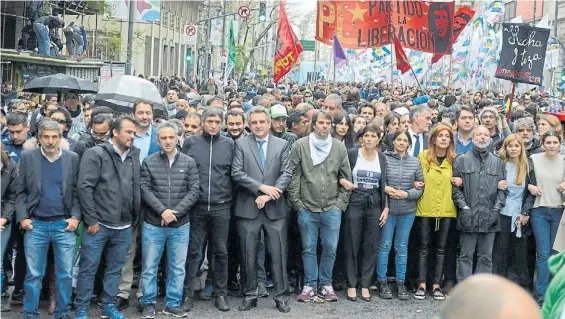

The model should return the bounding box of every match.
[53,118,67,124]
[90,129,108,138]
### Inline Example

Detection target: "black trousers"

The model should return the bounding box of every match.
[417,217,451,285]
[343,191,382,288]
[238,212,289,302]
[184,208,230,297]
[492,215,530,289]
[3,226,25,292]
[443,216,459,283]
[227,207,240,285]
[287,209,303,277]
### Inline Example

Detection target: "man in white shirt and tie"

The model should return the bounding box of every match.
[406,105,433,157]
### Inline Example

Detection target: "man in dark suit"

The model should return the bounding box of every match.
[382,105,431,155]
[16,118,80,319]
[231,106,292,313]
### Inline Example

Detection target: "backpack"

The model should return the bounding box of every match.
[26,0,51,21]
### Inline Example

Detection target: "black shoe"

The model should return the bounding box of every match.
[132,275,140,289]
[333,280,344,292]
[182,297,194,312]
[215,296,230,311]
[275,300,290,313]
[163,306,188,318]
[346,295,357,302]
[379,281,393,299]
[1,294,11,312]
[238,298,257,311]
[294,276,304,295]
[258,283,269,298]
[140,304,156,319]
[360,295,371,302]
[116,296,129,310]
[228,281,241,297]
[136,297,144,313]
[10,290,23,305]
[397,281,409,300]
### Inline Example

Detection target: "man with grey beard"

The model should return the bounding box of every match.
[452,126,506,282]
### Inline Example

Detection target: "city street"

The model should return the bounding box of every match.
[3,291,443,319]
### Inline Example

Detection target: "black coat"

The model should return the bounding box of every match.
[78,143,141,227]
[1,159,17,223]
[16,148,81,222]
[140,151,200,227]
[181,132,234,211]
[452,148,507,233]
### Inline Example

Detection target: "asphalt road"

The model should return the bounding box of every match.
[2,288,444,319]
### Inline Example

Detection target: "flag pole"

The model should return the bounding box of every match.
[312,40,318,90]
[390,44,394,83]
[408,63,424,93]
[506,82,516,122]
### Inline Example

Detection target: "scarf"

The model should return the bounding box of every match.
[309,132,332,166]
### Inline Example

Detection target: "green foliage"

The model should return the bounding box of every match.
[235,44,248,73]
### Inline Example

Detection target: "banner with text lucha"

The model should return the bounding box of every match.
[316,0,454,54]
[495,23,549,86]
[274,2,303,83]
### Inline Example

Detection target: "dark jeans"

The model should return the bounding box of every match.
[343,191,382,288]
[492,215,530,288]
[0,224,11,294]
[417,217,452,285]
[457,232,496,282]
[184,208,230,298]
[74,225,132,310]
[530,207,563,301]
[23,220,76,319]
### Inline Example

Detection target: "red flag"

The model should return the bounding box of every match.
[273,2,303,83]
[431,5,475,64]
[393,34,410,74]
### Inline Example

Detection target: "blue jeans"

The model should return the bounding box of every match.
[377,213,416,281]
[74,225,132,310]
[531,207,563,301]
[139,223,190,309]
[23,219,76,319]
[0,224,11,294]
[298,207,342,287]
[33,22,50,55]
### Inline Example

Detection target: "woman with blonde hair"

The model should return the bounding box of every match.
[492,134,536,289]
[414,124,456,301]
[537,114,565,154]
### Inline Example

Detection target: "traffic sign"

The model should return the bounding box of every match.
[238,6,250,18]
[183,24,197,45]
[220,49,227,62]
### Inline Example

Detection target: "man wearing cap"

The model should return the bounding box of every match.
[270,104,297,148]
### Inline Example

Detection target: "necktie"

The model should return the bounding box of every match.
[258,140,266,168]
[413,135,420,157]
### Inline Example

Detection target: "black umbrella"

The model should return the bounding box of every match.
[23,73,97,94]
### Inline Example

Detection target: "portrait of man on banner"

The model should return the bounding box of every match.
[428,2,453,54]
[453,10,473,36]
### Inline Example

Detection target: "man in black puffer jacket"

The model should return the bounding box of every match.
[138,122,199,318]
[181,108,234,312]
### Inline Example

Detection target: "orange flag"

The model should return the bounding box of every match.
[273,1,303,83]
[393,34,411,74]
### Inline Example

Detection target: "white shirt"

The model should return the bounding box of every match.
[40,147,62,163]
[408,126,424,157]
[256,134,269,159]
[168,149,178,167]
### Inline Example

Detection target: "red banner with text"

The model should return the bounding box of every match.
[274,2,304,83]
[316,0,454,54]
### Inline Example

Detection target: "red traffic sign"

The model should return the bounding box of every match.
[184,25,197,37]
[238,6,250,18]
[220,49,227,57]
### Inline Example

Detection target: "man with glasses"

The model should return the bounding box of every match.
[73,114,112,161]
[478,107,510,151]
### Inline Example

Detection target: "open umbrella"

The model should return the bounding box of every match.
[93,75,167,118]
[23,73,98,94]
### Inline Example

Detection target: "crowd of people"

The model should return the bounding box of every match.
[0,77,564,319]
